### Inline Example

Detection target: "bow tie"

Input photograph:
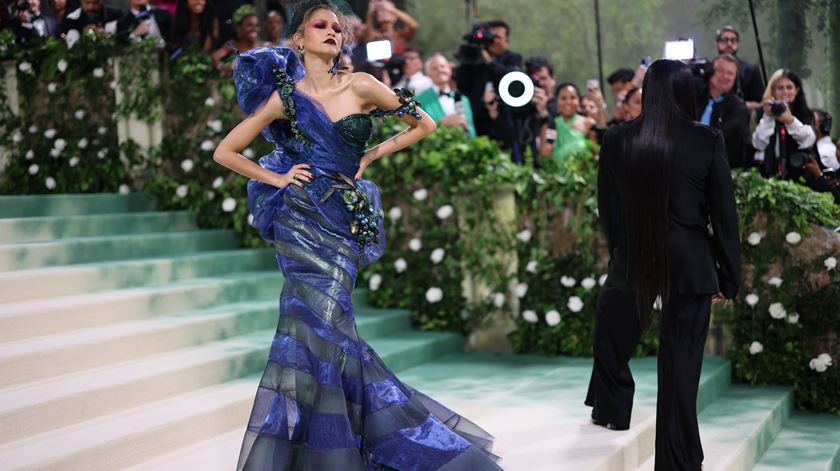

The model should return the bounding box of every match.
[439,90,455,98]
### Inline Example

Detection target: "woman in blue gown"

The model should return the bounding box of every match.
[212,1,503,469]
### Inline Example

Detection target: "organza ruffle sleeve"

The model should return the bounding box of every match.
[233,46,305,115]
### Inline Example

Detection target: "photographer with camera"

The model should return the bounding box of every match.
[11,0,58,43]
[752,69,816,183]
[697,54,750,169]
[456,20,523,158]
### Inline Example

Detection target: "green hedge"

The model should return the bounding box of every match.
[1,33,838,414]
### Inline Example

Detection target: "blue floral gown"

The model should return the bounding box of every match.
[233,47,503,471]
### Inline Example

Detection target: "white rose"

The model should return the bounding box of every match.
[817,353,833,367]
[57,59,68,72]
[516,229,532,243]
[50,147,62,158]
[180,159,194,172]
[785,313,799,324]
[115,183,129,194]
[25,149,34,160]
[44,176,56,189]
[212,176,224,189]
[74,109,85,120]
[207,119,223,133]
[436,205,453,220]
[825,256,837,271]
[18,61,31,72]
[599,274,608,286]
[97,126,107,135]
[44,129,57,139]
[394,258,407,273]
[425,287,443,303]
[581,277,597,290]
[388,206,402,221]
[243,147,255,159]
[97,148,108,159]
[749,341,764,355]
[47,83,57,93]
[93,67,104,78]
[68,156,79,167]
[412,188,428,201]
[785,232,802,245]
[492,292,505,308]
[221,197,237,212]
[204,97,215,107]
[175,185,188,198]
[12,130,22,143]
[768,277,783,288]
[200,139,215,151]
[77,137,88,149]
[28,125,37,133]
[109,80,118,91]
[28,164,39,175]
[206,190,215,200]
[810,358,828,373]
[545,310,561,326]
[247,213,254,226]
[561,276,576,288]
[408,238,422,252]
[514,282,528,298]
[526,260,538,273]
[768,302,786,319]
[54,138,67,151]
[65,28,80,48]
[745,293,759,306]
[368,273,382,291]
[522,310,538,323]
[567,296,584,313]
[747,232,762,246]
[430,248,445,264]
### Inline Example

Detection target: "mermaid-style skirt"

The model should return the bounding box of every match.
[237,183,503,470]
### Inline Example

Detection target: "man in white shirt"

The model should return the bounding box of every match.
[393,47,433,95]
[814,110,839,171]
[415,54,476,137]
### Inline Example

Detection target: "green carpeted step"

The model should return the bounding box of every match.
[0,230,239,271]
[356,307,412,339]
[0,211,197,243]
[0,193,156,218]
[753,412,840,471]
[0,249,277,303]
[697,385,793,471]
[368,330,464,372]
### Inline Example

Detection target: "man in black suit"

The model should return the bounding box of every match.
[11,0,58,43]
[715,25,764,112]
[60,0,123,36]
[116,0,172,44]
[697,54,750,168]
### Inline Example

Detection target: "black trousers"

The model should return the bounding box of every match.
[584,283,711,471]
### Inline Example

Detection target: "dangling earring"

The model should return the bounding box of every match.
[297,44,304,56]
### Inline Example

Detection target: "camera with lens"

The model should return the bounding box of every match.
[770,100,787,117]
[456,25,497,66]
[789,151,813,169]
[15,0,33,14]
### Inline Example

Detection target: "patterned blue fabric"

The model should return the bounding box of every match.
[233,46,503,471]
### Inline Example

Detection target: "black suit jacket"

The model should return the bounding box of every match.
[598,121,741,299]
[116,6,173,43]
[697,91,750,169]
[60,5,123,35]
[456,49,523,139]
[737,59,765,104]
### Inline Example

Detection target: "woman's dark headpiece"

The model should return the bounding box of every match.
[283,0,357,38]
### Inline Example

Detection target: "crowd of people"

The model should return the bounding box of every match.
[4,0,839,202]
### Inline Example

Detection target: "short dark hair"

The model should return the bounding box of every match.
[713,53,739,69]
[525,57,554,77]
[607,68,634,85]
[554,82,581,100]
[815,109,833,135]
[404,46,423,58]
[716,25,739,41]
[483,20,510,36]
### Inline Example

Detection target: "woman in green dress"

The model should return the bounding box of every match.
[539,82,596,164]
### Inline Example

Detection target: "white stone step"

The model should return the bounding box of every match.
[0,330,274,445]
[0,211,196,244]
[0,299,278,388]
[0,271,282,343]
[0,376,257,471]
[0,248,275,303]
[125,429,244,471]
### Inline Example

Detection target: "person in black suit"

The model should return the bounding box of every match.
[715,25,764,112]
[697,54,750,169]
[60,0,123,36]
[116,0,172,43]
[11,0,59,43]
[585,59,741,471]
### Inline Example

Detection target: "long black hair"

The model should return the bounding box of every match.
[617,59,697,326]
[778,69,813,125]
[174,0,218,51]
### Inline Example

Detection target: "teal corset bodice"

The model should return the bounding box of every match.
[333,113,373,155]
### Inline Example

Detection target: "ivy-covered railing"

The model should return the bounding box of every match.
[0,31,838,415]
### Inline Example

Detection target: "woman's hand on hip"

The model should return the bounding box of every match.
[355,149,378,181]
[275,164,312,188]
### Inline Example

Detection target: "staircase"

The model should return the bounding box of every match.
[0,193,464,471]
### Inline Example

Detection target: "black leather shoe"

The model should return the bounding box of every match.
[591,417,629,431]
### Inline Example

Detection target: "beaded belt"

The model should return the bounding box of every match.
[318,171,383,249]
